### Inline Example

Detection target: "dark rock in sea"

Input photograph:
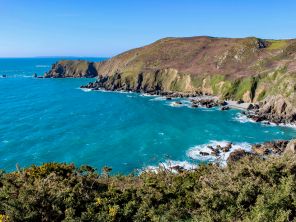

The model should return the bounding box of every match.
[199,151,210,156]
[166,97,172,100]
[2,74,7,78]
[211,149,220,156]
[247,104,254,110]
[33,73,37,78]
[222,143,232,152]
[219,101,228,106]
[175,101,182,105]
[190,98,224,109]
[207,145,214,150]
[221,106,230,111]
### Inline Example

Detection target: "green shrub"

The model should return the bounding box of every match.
[1,156,296,221]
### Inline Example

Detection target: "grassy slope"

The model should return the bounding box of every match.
[92,37,296,103]
[1,156,296,221]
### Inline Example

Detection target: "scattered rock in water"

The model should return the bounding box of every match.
[199,151,210,156]
[166,97,172,100]
[171,101,182,106]
[222,143,232,152]
[211,149,220,156]
[221,106,230,111]
[220,101,228,106]
[207,145,214,150]
[190,98,226,109]
[247,104,254,110]
[33,73,37,78]
[2,74,7,78]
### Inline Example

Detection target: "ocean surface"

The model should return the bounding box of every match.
[1,58,296,174]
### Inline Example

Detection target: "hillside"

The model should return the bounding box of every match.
[45,36,296,123]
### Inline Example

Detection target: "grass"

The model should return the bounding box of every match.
[267,40,288,50]
[210,74,225,94]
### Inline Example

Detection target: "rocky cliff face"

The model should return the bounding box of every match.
[45,60,98,78]
[46,36,296,123]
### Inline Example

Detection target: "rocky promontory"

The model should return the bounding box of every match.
[45,60,98,78]
[46,36,296,124]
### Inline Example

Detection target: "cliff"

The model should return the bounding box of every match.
[45,60,98,78]
[46,36,296,122]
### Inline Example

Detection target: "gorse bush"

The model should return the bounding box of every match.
[1,155,296,221]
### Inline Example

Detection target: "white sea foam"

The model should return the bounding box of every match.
[168,100,191,108]
[142,160,197,174]
[150,96,166,101]
[234,113,296,129]
[234,113,255,123]
[279,123,296,129]
[187,140,252,165]
[140,93,157,97]
[79,88,92,92]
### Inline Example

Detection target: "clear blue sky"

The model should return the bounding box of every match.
[1,0,296,57]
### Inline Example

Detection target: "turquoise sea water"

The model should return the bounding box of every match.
[1,58,296,173]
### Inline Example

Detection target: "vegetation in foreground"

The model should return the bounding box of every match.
[1,155,296,222]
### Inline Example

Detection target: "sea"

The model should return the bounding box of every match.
[1,57,296,174]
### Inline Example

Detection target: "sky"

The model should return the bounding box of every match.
[0,0,296,57]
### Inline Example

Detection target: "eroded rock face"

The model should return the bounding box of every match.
[246,95,296,124]
[284,139,296,154]
[45,60,98,78]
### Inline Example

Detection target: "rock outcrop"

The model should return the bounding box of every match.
[45,60,98,78]
[251,140,289,155]
[245,95,296,124]
[284,139,296,154]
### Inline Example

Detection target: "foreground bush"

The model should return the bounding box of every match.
[1,155,296,221]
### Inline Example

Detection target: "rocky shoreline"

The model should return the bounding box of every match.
[81,78,296,127]
[227,139,296,163]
